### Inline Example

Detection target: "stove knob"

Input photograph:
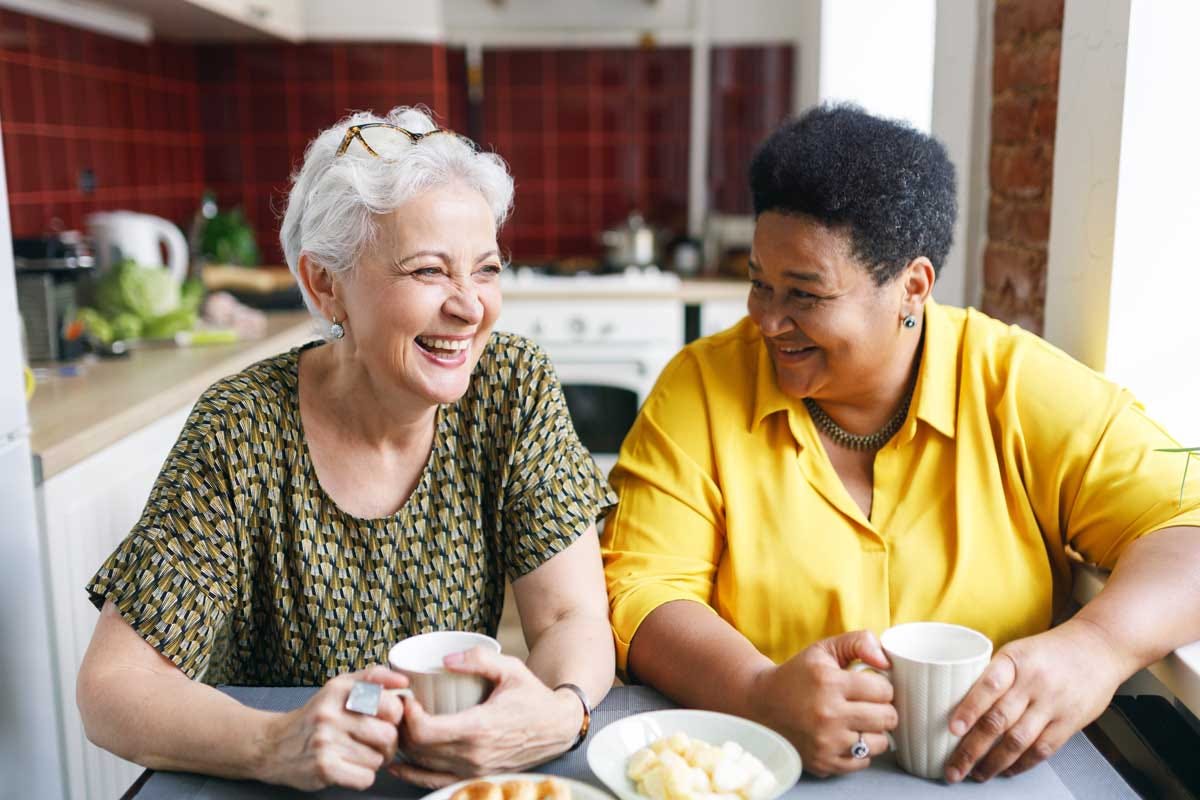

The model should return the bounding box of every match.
[569,317,586,337]
[599,322,615,337]
[531,321,543,337]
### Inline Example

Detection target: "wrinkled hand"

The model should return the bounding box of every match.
[259,665,408,791]
[388,646,580,788]
[753,630,897,777]
[944,620,1127,783]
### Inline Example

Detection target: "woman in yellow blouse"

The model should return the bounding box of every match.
[602,104,1200,782]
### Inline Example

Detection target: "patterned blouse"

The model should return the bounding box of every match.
[87,333,616,685]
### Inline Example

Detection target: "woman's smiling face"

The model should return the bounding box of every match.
[747,212,907,403]
[337,182,503,407]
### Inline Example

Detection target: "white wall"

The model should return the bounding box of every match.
[931,0,990,308]
[818,0,937,132]
[1045,0,1200,445]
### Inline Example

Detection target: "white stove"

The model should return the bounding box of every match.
[497,266,685,474]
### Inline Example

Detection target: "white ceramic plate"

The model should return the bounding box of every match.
[422,773,614,800]
[586,710,802,800]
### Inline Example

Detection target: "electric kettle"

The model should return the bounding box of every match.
[86,211,189,283]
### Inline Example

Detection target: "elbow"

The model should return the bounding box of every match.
[75,661,110,750]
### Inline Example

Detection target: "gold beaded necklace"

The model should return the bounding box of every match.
[803,390,913,452]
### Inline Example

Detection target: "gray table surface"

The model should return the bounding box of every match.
[133,686,1140,799]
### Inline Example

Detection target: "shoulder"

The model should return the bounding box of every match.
[949,305,1129,428]
[645,317,759,411]
[187,346,303,439]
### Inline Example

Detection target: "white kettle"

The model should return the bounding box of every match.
[87,211,189,283]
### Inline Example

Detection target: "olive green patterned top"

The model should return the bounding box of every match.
[87,333,616,686]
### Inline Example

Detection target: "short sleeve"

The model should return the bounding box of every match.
[498,346,617,579]
[601,349,725,673]
[1009,341,1200,570]
[86,397,240,681]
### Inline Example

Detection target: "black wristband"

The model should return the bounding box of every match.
[554,683,592,752]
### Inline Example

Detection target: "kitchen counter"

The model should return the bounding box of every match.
[28,311,316,481]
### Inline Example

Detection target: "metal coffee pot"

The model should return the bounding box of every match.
[600,211,662,269]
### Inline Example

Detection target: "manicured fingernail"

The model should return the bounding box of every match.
[444,652,464,666]
[945,769,961,783]
[950,719,965,736]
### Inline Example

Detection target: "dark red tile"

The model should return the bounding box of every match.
[555,92,590,133]
[195,45,238,83]
[57,23,86,63]
[555,144,593,182]
[554,50,592,86]
[295,86,336,128]
[5,63,36,124]
[249,88,288,132]
[117,40,149,75]
[2,132,30,194]
[198,89,239,132]
[508,141,547,181]
[294,43,338,81]
[505,50,547,87]
[240,44,292,82]
[9,202,45,236]
[84,77,111,129]
[109,81,132,126]
[250,140,293,186]
[37,67,64,125]
[596,51,632,88]
[0,10,32,52]
[203,142,242,185]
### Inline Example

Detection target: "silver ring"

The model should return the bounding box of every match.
[345,680,382,716]
[850,733,870,759]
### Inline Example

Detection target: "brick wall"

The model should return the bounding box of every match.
[983,0,1064,333]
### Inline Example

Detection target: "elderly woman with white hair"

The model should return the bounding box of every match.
[76,107,616,792]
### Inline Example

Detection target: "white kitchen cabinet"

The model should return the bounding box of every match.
[37,405,189,800]
[187,0,305,40]
[94,0,305,42]
[699,298,748,339]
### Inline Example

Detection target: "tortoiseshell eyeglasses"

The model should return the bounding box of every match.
[335,123,477,158]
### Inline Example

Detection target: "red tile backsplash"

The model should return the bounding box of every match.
[3,9,793,268]
[709,45,794,215]
[1,11,203,242]
[482,46,692,263]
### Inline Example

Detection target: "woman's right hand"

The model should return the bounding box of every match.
[751,630,897,777]
[258,665,409,791]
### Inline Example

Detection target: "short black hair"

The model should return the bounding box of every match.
[749,103,957,284]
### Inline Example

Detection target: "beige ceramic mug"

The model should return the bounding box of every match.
[856,622,993,780]
[387,631,502,715]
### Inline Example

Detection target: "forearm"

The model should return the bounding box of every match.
[1071,525,1200,676]
[79,665,275,779]
[627,599,775,723]
[524,610,614,710]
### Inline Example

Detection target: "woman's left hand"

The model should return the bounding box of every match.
[387,646,581,788]
[943,619,1131,783]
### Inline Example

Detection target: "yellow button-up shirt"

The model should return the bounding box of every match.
[602,301,1200,672]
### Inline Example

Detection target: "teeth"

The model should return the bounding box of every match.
[417,336,470,352]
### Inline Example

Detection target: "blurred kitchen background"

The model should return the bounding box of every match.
[3,1,1200,799]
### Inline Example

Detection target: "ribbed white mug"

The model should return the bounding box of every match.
[387,631,501,715]
[874,622,993,780]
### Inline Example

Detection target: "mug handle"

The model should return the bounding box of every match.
[849,662,897,752]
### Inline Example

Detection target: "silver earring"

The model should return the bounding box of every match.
[329,316,345,340]
[903,314,917,329]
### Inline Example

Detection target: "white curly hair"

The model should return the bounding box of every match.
[279,106,514,336]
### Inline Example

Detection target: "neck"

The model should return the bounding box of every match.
[303,341,438,450]
[816,321,924,436]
